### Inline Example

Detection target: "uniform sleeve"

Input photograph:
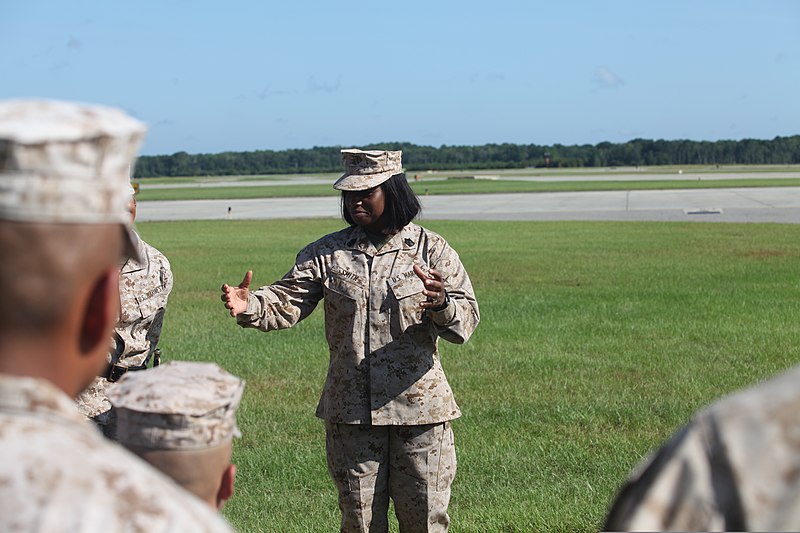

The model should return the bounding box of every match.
[160,252,174,300]
[144,251,173,358]
[145,307,165,354]
[427,238,480,345]
[236,246,324,332]
[604,418,729,531]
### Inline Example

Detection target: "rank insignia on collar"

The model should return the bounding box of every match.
[404,238,415,247]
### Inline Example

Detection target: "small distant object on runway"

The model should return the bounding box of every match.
[684,208,723,215]
[446,175,499,181]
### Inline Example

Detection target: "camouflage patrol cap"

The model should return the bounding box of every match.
[0,99,145,258]
[109,361,245,451]
[333,149,403,191]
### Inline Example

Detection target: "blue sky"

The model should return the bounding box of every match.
[1,1,798,156]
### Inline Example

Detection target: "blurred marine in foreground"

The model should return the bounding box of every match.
[605,364,800,531]
[0,99,235,532]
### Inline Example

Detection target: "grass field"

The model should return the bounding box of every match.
[141,218,800,532]
[136,164,800,186]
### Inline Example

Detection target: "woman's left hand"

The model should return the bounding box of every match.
[413,264,447,309]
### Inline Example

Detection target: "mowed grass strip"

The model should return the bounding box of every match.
[136,164,800,186]
[139,219,800,532]
[136,177,800,202]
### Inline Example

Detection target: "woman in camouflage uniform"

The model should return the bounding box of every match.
[222,149,480,532]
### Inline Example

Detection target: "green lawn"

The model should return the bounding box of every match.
[136,164,800,186]
[140,218,800,532]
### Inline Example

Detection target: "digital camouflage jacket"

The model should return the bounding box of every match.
[115,232,173,369]
[237,222,480,425]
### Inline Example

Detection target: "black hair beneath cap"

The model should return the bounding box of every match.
[341,173,421,233]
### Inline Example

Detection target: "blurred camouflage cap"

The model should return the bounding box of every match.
[109,361,245,451]
[0,99,145,258]
[333,149,403,191]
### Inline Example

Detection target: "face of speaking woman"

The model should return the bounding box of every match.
[344,185,386,234]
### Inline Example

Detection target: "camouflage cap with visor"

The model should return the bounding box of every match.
[0,99,145,260]
[333,149,403,191]
[109,361,245,451]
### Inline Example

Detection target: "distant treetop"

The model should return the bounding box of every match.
[134,137,800,178]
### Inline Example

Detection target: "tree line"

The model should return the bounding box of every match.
[134,136,800,178]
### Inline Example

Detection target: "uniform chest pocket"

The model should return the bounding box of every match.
[389,276,424,301]
[388,276,426,334]
[135,290,163,323]
[323,275,365,337]
[323,275,363,306]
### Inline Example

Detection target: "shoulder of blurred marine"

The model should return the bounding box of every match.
[606,364,800,531]
[0,373,236,532]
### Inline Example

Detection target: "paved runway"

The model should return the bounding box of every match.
[137,187,800,224]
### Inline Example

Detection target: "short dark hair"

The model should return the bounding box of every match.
[341,173,421,233]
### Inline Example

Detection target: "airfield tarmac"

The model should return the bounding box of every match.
[136,168,800,223]
[136,186,800,224]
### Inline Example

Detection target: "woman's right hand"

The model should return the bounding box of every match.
[221,270,252,317]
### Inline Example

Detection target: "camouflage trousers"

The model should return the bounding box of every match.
[325,421,456,533]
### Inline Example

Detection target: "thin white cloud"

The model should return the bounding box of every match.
[307,75,341,94]
[594,67,624,88]
[468,73,506,84]
[50,60,71,71]
[258,85,289,100]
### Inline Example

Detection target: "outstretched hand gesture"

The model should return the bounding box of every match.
[221,270,252,317]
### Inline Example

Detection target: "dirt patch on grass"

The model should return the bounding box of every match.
[738,249,788,259]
